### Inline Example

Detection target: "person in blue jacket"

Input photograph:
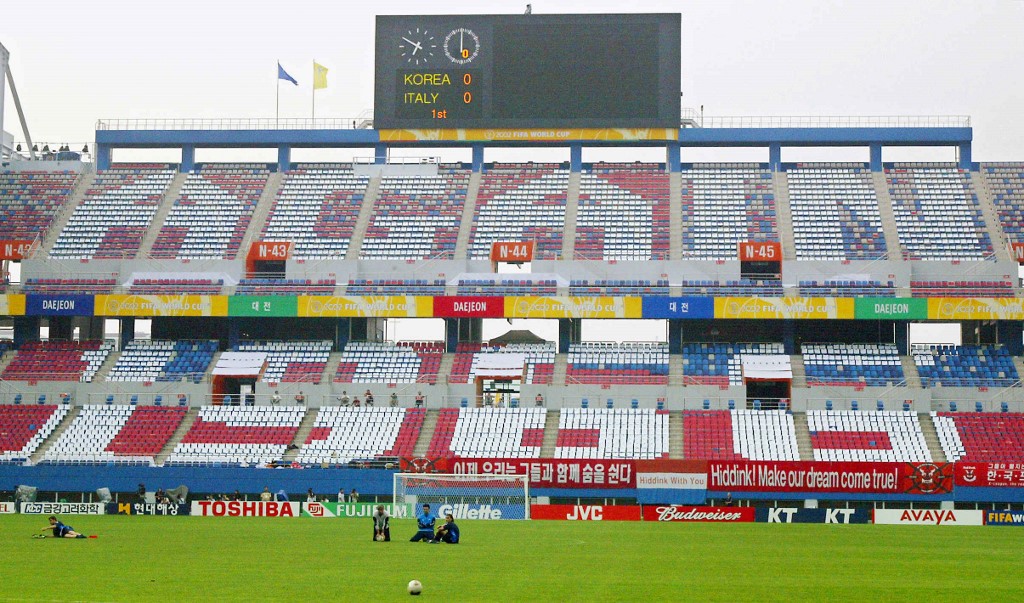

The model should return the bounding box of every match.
[39,516,85,538]
[410,503,435,542]
[432,513,460,544]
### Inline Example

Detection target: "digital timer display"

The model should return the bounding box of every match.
[374,14,680,130]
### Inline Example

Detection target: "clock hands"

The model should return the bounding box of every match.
[401,36,423,54]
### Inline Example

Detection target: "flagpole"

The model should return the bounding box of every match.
[312,59,316,121]
[276,60,280,128]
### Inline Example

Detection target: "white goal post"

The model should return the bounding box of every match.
[393,473,531,520]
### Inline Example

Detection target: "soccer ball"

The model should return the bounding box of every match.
[375,533,384,542]
[408,580,422,596]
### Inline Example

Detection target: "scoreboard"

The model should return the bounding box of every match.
[374,14,680,130]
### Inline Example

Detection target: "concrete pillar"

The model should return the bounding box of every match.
[570,144,582,173]
[668,319,682,354]
[769,144,782,172]
[96,144,112,171]
[181,145,196,173]
[894,321,909,355]
[472,144,485,173]
[445,318,458,353]
[120,317,135,349]
[13,316,40,347]
[277,145,291,172]
[998,321,1023,356]
[374,143,388,165]
[959,142,972,170]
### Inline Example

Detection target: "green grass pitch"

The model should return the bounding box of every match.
[1,515,1021,602]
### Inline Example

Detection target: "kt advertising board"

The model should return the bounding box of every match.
[755,507,872,524]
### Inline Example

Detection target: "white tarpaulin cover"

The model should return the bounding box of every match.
[213,352,267,376]
[741,355,792,380]
[473,353,527,378]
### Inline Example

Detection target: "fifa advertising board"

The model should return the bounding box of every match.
[985,510,1024,526]
[645,506,755,522]
[190,501,302,517]
[872,509,984,526]
[532,505,643,521]
[19,502,105,515]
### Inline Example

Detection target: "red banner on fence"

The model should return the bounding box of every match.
[449,458,636,488]
[532,504,642,521]
[645,505,755,523]
[707,461,954,495]
[956,462,1024,488]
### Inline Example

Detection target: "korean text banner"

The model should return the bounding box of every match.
[297,296,432,317]
[641,297,714,319]
[95,295,227,317]
[505,296,641,319]
[708,461,954,495]
[715,297,854,319]
[956,462,1024,488]
[449,458,636,489]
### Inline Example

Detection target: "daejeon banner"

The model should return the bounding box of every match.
[707,461,954,495]
[854,298,928,320]
[25,294,94,316]
[301,502,413,518]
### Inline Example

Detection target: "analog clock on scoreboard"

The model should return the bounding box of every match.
[374,14,681,130]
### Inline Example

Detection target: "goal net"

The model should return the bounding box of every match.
[393,473,530,520]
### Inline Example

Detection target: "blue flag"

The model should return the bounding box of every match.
[277,62,298,86]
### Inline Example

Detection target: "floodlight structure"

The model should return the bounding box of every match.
[0,41,36,160]
[96,488,112,504]
[15,485,37,503]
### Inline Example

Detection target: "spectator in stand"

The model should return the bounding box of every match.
[350,488,359,503]
[271,391,281,405]
[535,393,544,407]
[233,490,243,501]
[365,390,375,406]
[295,391,305,405]
[260,487,273,502]
[337,488,346,503]
[415,391,425,407]
[137,484,146,503]
[390,392,399,407]
[723,492,734,507]
[154,487,165,502]
[372,505,391,541]
[306,488,317,502]
[339,391,350,406]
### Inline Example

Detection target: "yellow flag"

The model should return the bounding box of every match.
[313,62,328,90]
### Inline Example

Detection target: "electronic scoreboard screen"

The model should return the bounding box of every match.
[374,14,680,130]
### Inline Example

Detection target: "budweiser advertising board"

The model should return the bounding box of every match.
[645,506,755,523]
[532,505,642,521]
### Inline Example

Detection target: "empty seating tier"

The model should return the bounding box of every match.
[555,408,669,459]
[0,405,68,463]
[983,163,1024,246]
[681,343,785,386]
[346,279,445,296]
[41,405,186,464]
[679,280,784,296]
[567,342,670,385]
[334,341,443,384]
[263,165,368,259]
[0,170,78,241]
[802,343,904,387]
[151,164,269,259]
[887,165,993,260]
[234,278,336,295]
[234,340,331,383]
[788,166,887,260]
[470,164,569,260]
[456,278,557,296]
[360,167,468,259]
[2,341,114,382]
[449,342,556,385]
[682,410,798,460]
[910,280,1015,297]
[569,280,670,296]
[426,407,547,458]
[22,278,117,294]
[50,165,174,259]
[681,165,778,259]
[575,164,670,260]
[166,406,306,465]
[296,407,424,464]
[933,412,1024,462]
[128,278,224,295]
[107,340,218,383]
[798,280,896,297]
[807,410,931,462]
[914,345,1020,388]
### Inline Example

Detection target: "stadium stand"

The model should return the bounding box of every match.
[40,404,187,464]
[680,164,778,259]
[678,279,784,296]
[165,406,305,465]
[909,280,1015,297]
[22,277,117,294]
[360,167,469,259]
[469,163,569,259]
[456,278,557,296]
[886,165,993,260]
[106,340,218,383]
[914,345,1020,388]
[806,410,932,462]
[798,280,896,297]
[568,279,670,296]
[296,406,424,464]
[983,162,1024,247]
[234,278,336,295]
[128,278,224,295]
[234,340,331,383]
[566,342,670,385]
[262,164,368,259]
[449,342,556,385]
[932,412,1024,462]
[575,164,671,260]
[50,164,175,259]
[681,343,786,386]
[682,410,799,460]
[554,408,669,459]
[0,170,78,241]
[787,166,887,260]
[346,279,446,296]
[426,407,546,458]
[150,164,268,259]
[333,341,443,385]
[2,341,114,382]
[802,343,905,387]
[0,404,70,463]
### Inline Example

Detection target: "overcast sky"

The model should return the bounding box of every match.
[3,0,1023,162]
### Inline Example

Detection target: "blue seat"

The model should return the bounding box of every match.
[606,398,613,409]
[631,399,639,409]
[37,394,46,405]
[851,400,858,411]
[582,398,589,409]
[130,395,138,405]
[1001,402,1009,413]
[460,398,468,408]
[702,399,710,410]
[13,394,22,405]
[902,401,911,412]
[105,394,114,405]
[154,395,163,406]
[975,401,983,413]
[728,399,735,410]
[876,400,884,411]
[753,399,762,410]
[656,399,664,411]
[949,401,957,412]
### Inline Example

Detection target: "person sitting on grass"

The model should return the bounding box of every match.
[39,516,86,538]
[410,503,436,542]
[431,513,460,544]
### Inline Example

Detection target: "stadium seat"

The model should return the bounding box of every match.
[555,408,669,459]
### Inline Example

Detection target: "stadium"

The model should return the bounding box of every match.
[2,2,1024,601]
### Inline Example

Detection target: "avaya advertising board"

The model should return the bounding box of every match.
[872,509,984,526]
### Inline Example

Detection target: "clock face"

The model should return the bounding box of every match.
[443,27,480,65]
[399,28,437,65]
